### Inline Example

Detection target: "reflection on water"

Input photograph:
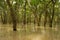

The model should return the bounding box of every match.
[0,24,60,40]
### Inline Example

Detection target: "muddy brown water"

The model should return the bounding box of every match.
[0,24,60,40]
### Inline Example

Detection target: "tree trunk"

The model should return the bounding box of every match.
[44,1,51,27]
[3,11,7,24]
[23,0,27,25]
[49,0,55,27]
[38,13,42,26]
[44,5,48,27]
[33,6,38,25]
[6,0,17,31]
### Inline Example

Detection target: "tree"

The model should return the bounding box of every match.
[44,1,51,27]
[0,0,8,24]
[6,0,17,31]
[49,0,56,27]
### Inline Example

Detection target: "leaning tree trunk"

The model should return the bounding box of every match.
[6,0,17,31]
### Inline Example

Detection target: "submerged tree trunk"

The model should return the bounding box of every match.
[23,0,27,25]
[44,5,48,27]
[6,0,17,31]
[38,13,42,26]
[44,1,51,27]
[3,11,7,24]
[49,0,55,27]
[1,11,7,24]
[33,6,38,25]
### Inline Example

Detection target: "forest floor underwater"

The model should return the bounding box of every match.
[0,23,60,40]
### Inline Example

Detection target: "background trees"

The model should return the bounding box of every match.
[0,0,60,31]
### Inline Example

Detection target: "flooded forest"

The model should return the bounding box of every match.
[0,0,60,40]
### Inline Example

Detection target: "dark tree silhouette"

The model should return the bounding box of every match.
[6,0,17,31]
[49,0,55,27]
